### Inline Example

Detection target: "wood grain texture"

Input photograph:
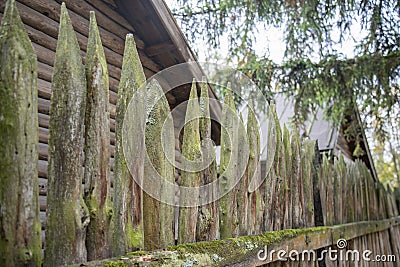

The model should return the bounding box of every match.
[0,1,42,265]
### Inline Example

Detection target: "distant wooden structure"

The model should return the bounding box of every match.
[258,94,378,180]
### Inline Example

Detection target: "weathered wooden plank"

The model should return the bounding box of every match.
[143,79,175,250]
[320,155,334,225]
[38,113,49,128]
[247,105,262,235]
[219,86,239,239]
[38,78,51,99]
[112,34,145,255]
[278,124,290,231]
[236,113,249,235]
[145,41,176,56]
[83,12,112,260]
[44,4,89,266]
[264,105,279,231]
[290,128,303,229]
[334,155,346,224]
[86,0,132,31]
[179,80,202,243]
[83,216,400,266]
[0,1,42,265]
[301,139,316,227]
[282,125,292,230]
[196,78,219,241]
[270,104,283,231]
[38,177,47,195]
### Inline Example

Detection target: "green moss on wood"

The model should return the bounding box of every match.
[218,86,240,239]
[236,112,250,235]
[44,3,89,266]
[143,79,175,250]
[301,139,316,227]
[246,104,261,235]
[0,0,42,265]
[197,77,219,241]
[112,33,146,255]
[179,79,202,243]
[77,225,329,266]
[84,11,112,261]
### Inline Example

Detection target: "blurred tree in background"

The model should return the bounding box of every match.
[170,0,400,186]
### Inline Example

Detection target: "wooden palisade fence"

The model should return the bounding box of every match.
[0,1,399,266]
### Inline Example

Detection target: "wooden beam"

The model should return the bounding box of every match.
[145,41,175,56]
[81,216,400,266]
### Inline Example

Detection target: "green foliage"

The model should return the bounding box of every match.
[373,142,400,189]
[172,0,400,146]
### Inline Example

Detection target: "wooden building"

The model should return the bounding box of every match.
[270,94,378,180]
[0,0,222,241]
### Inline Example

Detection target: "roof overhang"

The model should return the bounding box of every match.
[114,0,222,143]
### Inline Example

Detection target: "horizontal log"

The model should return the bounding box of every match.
[37,92,116,119]
[1,2,160,72]
[37,59,120,95]
[39,195,46,211]
[86,0,132,31]
[38,141,115,160]
[39,120,115,146]
[38,160,47,178]
[40,211,46,230]
[38,113,49,128]
[38,97,50,115]
[17,0,126,55]
[39,127,48,144]
[82,216,400,266]
[145,42,176,57]
[38,178,47,195]
[54,0,142,47]
[38,114,118,151]
[32,41,122,81]
[38,79,51,99]
[37,61,53,82]
[39,142,48,161]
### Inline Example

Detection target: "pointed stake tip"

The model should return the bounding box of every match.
[3,0,17,20]
[6,0,16,8]
[90,11,96,20]
[126,33,134,40]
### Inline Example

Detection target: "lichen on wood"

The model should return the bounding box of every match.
[196,77,219,241]
[264,104,281,231]
[290,128,303,228]
[84,11,112,261]
[236,112,250,235]
[143,79,175,250]
[218,86,239,239]
[301,139,316,227]
[44,3,89,266]
[179,79,202,244]
[0,0,42,265]
[112,33,146,255]
[246,105,262,235]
